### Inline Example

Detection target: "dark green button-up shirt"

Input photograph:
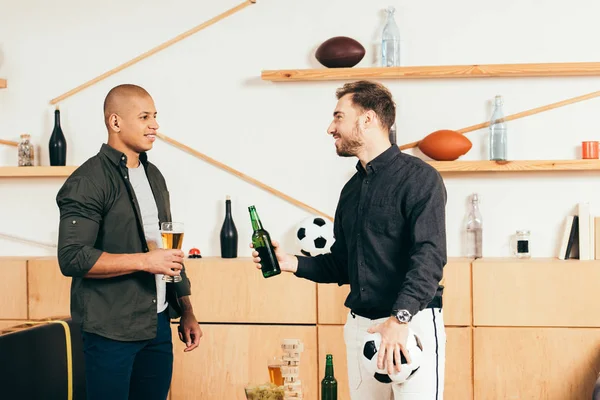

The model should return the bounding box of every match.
[56,143,192,341]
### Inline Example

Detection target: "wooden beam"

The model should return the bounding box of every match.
[50,0,257,105]
[429,160,600,172]
[262,62,600,82]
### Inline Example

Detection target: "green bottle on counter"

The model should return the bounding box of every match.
[321,354,337,400]
[248,205,281,278]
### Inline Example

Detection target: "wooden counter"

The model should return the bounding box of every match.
[3,256,598,399]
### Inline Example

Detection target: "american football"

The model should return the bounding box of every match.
[418,129,472,161]
[315,36,365,68]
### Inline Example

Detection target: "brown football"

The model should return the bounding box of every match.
[315,36,365,68]
[418,130,472,161]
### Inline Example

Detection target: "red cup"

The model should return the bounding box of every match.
[582,141,599,159]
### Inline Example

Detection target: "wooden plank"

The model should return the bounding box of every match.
[317,258,471,325]
[473,258,600,327]
[317,325,349,400]
[0,79,6,88]
[441,259,472,326]
[445,327,473,400]
[170,324,317,400]
[0,166,77,178]
[0,320,27,331]
[316,325,472,400]
[28,258,71,320]
[317,284,349,325]
[429,159,600,172]
[0,259,28,319]
[262,62,600,82]
[474,327,600,399]
[185,258,317,324]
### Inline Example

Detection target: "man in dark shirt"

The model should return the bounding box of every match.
[56,84,202,400]
[251,81,447,399]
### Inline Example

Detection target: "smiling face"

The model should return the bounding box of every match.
[104,84,159,157]
[327,94,365,157]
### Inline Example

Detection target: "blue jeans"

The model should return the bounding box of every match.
[82,310,173,400]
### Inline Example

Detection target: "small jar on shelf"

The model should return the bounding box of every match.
[17,134,35,166]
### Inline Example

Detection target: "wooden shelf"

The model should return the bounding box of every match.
[0,166,77,177]
[261,61,600,82]
[427,159,600,172]
[0,79,6,89]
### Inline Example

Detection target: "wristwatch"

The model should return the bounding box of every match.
[392,309,412,324]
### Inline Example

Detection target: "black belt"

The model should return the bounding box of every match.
[351,295,443,320]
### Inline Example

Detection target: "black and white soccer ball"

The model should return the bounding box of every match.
[361,330,423,384]
[294,216,334,257]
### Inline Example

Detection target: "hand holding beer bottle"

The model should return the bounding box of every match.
[248,205,298,277]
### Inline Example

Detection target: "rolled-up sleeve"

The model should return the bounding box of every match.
[56,176,104,277]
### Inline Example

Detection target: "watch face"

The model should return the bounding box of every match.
[396,310,411,322]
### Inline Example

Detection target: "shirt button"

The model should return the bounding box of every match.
[71,220,77,224]
[365,180,369,184]
[361,288,365,292]
[152,299,156,303]
[144,247,149,252]
[121,156,125,160]
[124,176,128,180]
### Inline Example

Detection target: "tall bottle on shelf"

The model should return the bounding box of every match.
[220,195,238,258]
[381,6,401,67]
[248,205,281,278]
[489,95,507,161]
[466,193,483,259]
[49,105,67,166]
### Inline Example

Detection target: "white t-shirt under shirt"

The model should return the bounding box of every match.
[128,162,168,314]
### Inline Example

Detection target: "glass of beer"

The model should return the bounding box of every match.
[160,222,184,283]
[267,356,283,386]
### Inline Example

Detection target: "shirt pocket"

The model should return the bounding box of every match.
[367,205,402,236]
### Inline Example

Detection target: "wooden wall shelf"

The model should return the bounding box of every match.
[428,159,600,172]
[0,160,597,178]
[261,61,600,82]
[0,79,6,89]
[0,166,77,177]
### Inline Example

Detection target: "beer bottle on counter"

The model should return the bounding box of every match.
[321,354,337,400]
[248,205,281,278]
[220,195,238,258]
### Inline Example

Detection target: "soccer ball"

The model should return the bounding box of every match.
[361,330,423,384]
[295,216,335,257]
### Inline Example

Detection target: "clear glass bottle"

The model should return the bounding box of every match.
[18,134,35,166]
[466,193,483,258]
[489,95,507,161]
[381,6,401,67]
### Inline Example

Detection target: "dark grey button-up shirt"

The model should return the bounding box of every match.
[296,145,447,318]
[56,143,191,341]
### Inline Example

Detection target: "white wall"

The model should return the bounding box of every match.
[0,0,599,259]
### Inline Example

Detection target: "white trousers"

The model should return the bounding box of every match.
[343,308,446,400]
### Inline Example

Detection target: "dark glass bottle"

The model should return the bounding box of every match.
[248,205,281,278]
[220,195,238,258]
[49,106,67,166]
[321,354,337,400]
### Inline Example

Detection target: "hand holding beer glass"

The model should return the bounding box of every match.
[160,222,184,283]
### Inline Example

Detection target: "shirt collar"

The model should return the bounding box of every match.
[356,145,400,176]
[100,143,148,167]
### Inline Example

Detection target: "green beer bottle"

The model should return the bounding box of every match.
[321,354,337,400]
[248,205,281,278]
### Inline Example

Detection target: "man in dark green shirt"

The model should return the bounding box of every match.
[56,84,201,400]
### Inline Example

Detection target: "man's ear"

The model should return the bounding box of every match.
[363,110,377,128]
[109,114,121,133]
